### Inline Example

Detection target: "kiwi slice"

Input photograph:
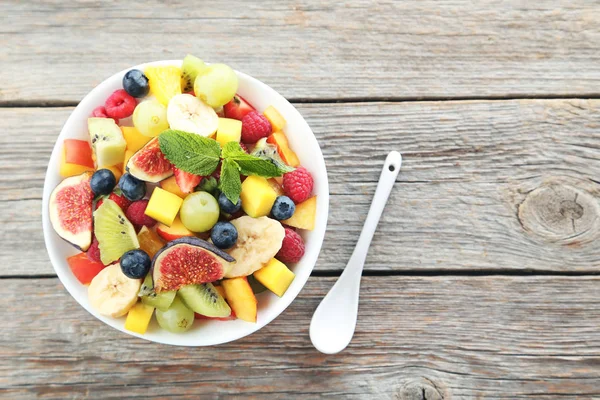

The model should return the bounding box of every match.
[139,274,177,312]
[178,283,231,318]
[94,199,139,265]
[251,138,294,173]
[181,55,206,92]
[88,118,127,168]
[139,274,154,296]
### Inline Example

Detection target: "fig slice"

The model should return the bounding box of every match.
[127,137,173,183]
[152,237,234,292]
[49,172,94,251]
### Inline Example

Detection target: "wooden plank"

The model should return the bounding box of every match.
[2,0,600,103]
[2,276,600,399]
[2,99,600,276]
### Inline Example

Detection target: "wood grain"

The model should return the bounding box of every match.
[2,0,600,103]
[2,276,600,399]
[2,99,600,276]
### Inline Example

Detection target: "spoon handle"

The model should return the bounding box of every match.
[346,151,402,276]
[309,151,401,354]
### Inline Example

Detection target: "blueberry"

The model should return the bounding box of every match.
[270,196,295,220]
[218,192,241,214]
[211,221,238,249]
[90,169,116,196]
[122,69,149,98]
[120,249,152,279]
[119,173,146,201]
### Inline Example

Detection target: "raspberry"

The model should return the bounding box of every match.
[104,89,136,119]
[86,238,101,263]
[241,111,272,143]
[110,192,132,211]
[239,142,249,153]
[283,167,313,204]
[91,106,119,124]
[276,228,305,264]
[126,200,157,228]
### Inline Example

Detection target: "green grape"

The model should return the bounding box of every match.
[193,63,238,108]
[155,295,194,333]
[180,191,220,232]
[133,99,169,137]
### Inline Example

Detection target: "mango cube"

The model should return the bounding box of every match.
[121,126,151,153]
[268,178,284,196]
[105,164,123,181]
[64,139,95,167]
[59,146,94,178]
[282,196,317,230]
[214,285,226,299]
[263,105,286,132]
[221,277,257,322]
[156,216,194,241]
[123,149,135,169]
[125,302,154,334]
[159,175,187,199]
[145,187,183,226]
[267,131,300,167]
[216,118,242,147]
[137,226,166,259]
[254,258,295,297]
[240,176,278,218]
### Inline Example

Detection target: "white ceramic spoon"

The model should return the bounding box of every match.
[310,151,402,354]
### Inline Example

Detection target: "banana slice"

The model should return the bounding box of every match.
[224,216,285,278]
[167,93,218,137]
[88,264,141,317]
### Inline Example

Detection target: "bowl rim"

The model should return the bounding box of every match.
[41,59,329,346]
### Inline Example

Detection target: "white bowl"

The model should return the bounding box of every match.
[42,60,329,346]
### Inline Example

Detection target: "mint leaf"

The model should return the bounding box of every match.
[236,158,285,178]
[222,141,290,178]
[219,159,242,204]
[221,141,246,159]
[158,130,221,176]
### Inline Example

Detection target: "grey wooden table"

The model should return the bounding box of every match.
[2,1,600,399]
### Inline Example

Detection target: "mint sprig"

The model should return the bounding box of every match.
[158,130,221,176]
[159,133,292,204]
[219,159,242,204]
[223,142,290,178]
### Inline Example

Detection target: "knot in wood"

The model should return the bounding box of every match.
[397,378,446,400]
[518,183,599,244]
[559,199,584,220]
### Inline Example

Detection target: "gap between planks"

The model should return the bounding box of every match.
[2,269,600,280]
[3,94,600,107]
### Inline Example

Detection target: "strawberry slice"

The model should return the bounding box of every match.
[174,167,203,193]
[223,95,255,121]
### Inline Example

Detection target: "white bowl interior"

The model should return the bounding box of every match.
[42,60,329,346]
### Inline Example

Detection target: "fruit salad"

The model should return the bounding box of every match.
[50,55,317,335]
